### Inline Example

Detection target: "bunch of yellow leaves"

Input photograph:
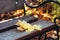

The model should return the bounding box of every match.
[16,20,41,32]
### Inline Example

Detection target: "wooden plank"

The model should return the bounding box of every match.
[0,16,37,32]
[0,20,55,40]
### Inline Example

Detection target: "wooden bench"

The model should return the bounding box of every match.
[0,20,55,40]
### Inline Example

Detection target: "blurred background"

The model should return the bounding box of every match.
[0,0,60,23]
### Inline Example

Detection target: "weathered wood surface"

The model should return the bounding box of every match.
[0,20,55,40]
[0,0,24,13]
[0,16,37,32]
